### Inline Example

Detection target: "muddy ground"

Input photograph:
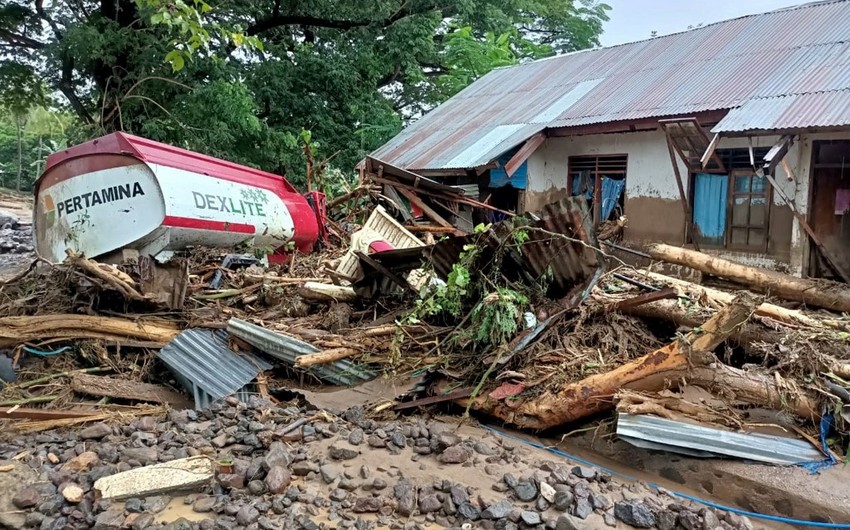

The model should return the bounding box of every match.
[0,397,761,530]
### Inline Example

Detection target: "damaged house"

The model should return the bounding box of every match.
[371,0,850,280]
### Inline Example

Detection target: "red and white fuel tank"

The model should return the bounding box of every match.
[33,132,319,263]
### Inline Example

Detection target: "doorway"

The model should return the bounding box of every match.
[809,140,850,279]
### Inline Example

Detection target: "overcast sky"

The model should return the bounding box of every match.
[599,0,809,46]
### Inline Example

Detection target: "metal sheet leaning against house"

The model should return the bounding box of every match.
[226,318,375,386]
[616,413,824,466]
[157,329,272,409]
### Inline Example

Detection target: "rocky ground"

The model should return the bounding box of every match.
[0,397,758,530]
[0,205,35,278]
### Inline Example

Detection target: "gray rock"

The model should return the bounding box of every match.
[13,486,42,509]
[419,494,442,513]
[571,466,596,480]
[657,510,679,530]
[702,508,721,530]
[512,480,538,502]
[264,466,292,494]
[80,423,112,440]
[367,434,386,448]
[502,473,518,488]
[555,514,580,530]
[572,498,593,520]
[473,442,494,455]
[218,474,244,489]
[123,447,158,465]
[348,429,364,446]
[435,432,462,450]
[235,505,260,526]
[614,501,657,528]
[520,511,542,525]
[124,497,144,513]
[394,480,415,517]
[457,502,480,520]
[264,442,291,469]
[193,497,216,513]
[590,491,611,510]
[93,509,125,530]
[679,510,701,530]
[390,432,406,448]
[352,497,381,513]
[319,464,339,484]
[481,500,512,520]
[143,496,170,514]
[539,481,556,503]
[328,443,359,461]
[438,446,470,464]
[213,516,236,530]
[450,485,469,505]
[291,461,319,476]
[329,489,347,502]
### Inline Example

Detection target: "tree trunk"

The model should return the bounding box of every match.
[632,270,844,330]
[15,116,23,192]
[294,347,361,367]
[0,315,179,348]
[646,243,850,313]
[463,295,756,430]
[298,282,358,303]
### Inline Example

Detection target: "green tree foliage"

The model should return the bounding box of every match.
[0,107,73,191]
[0,0,609,187]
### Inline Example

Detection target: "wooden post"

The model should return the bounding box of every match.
[666,137,700,251]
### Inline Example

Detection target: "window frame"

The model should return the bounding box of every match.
[725,169,771,252]
[567,154,628,226]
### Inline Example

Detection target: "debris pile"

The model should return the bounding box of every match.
[0,157,848,527]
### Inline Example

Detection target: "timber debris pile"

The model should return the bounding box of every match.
[0,157,848,529]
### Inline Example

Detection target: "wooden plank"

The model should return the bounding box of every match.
[665,136,701,252]
[0,407,96,420]
[71,373,191,407]
[606,288,678,313]
[701,133,720,169]
[394,186,459,231]
[762,171,850,284]
[505,132,546,178]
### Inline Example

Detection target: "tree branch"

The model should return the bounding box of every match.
[246,15,375,36]
[59,54,94,124]
[34,0,64,38]
[0,29,44,49]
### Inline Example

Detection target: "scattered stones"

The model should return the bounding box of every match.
[419,494,442,513]
[63,451,100,472]
[348,428,364,446]
[571,466,596,480]
[614,500,657,528]
[554,490,574,512]
[572,498,593,520]
[520,510,542,525]
[12,486,41,509]
[657,510,679,530]
[235,505,260,526]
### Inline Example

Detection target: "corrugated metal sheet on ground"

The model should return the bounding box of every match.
[713,88,850,132]
[158,329,272,409]
[371,0,850,170]
[227,319,376,386]
[617,413,824,465]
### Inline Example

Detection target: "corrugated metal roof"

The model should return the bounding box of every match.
[713,89,850,131]
[227,318,376,386]
[617,413,824,465]
[372,0,850,170]
[158,329,272,409]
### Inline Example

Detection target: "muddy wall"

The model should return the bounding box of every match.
[524,131,805,271]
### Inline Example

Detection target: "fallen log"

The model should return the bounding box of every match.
[65,250,149,303]
[70,373,190,407]
[646,243,850,313]
[294,347,361,367]
[632,270,846,330]
[464,295,756,430]
[299,282,359,303]
[0,315,180,348]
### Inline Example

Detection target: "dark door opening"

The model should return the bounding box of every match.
[809,140,850,279]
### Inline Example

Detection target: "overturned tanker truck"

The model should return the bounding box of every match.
[33,132,325,263]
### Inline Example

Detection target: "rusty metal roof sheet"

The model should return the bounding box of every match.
[713,88,850,132]
[372,0,850,170]
[427,196,602,298]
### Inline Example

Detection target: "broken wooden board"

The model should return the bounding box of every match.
[94,456,214,499]
[0,315,180,348]
[71,373,191,408]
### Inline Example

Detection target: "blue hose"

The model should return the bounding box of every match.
[484,426,850,528]
[22,346,71,356]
